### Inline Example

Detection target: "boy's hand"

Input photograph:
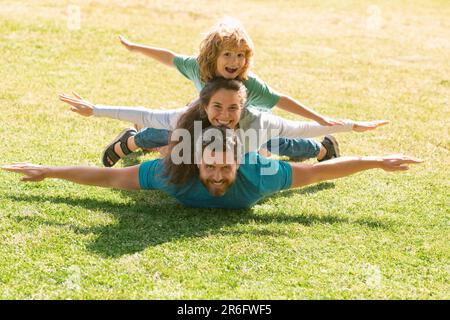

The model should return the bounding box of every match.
[378,155,424,171]
[119,35,135,51]
[1,163,49,182]
[352,120,389,132]
[59,92,94,117]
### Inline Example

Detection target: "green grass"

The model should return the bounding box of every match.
[0,0,448,299]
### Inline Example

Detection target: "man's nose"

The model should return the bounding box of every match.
[212,169,222,181]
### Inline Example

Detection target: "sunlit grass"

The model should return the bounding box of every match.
[0,0,448,299]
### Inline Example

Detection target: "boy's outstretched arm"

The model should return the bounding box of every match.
[119,35,176,67]
[276,95,343,126]
[2,163,141,190]
[290,155,423,189]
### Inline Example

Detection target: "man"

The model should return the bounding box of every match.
[2,126,422,209]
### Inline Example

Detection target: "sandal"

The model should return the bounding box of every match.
[101,128,137,167]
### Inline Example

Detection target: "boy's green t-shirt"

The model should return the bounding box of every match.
[173,55,281,110]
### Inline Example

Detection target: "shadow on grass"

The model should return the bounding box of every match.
[258,182,336,204]
[121,150,146,167]
[6,184,390,258]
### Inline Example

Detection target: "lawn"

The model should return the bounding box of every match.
[0,0,448,299]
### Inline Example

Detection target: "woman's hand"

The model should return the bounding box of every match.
[316,116,344,126]
[59,92,94,117]
[352,120,389,132]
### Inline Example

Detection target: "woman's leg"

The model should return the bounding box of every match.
[104,128,171,167]
[263,136,339,162]
[134,127,170,149]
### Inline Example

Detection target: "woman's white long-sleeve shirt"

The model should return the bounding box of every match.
[93,105,354,152]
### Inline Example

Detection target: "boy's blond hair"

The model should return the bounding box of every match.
[197,18,254,83]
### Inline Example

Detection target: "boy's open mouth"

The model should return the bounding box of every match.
[225,67,238,74]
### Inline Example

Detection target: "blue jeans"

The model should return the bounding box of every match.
[262,137,320,160]
[134,128,321,159]
[134,128,170,149]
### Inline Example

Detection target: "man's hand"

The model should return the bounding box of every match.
[119,35,135,51]
[1,163,49,182]
[59,92,94,117]
[378,155,424,171]
[352,120,389,132]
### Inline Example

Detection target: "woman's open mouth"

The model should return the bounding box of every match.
[215,120,232,126]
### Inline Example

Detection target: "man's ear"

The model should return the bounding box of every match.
[237,150,245,166]
[235,156,241,170]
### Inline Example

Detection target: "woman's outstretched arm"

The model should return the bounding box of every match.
[259,111,388,139]
[59,93,185,130]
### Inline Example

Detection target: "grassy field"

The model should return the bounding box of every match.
[0,0,448,299]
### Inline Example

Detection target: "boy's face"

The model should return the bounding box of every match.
[198,151,239,197]
[216,47,247,79]
[204,88,243,129]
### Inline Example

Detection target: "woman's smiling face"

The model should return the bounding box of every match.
[204,88,243,129]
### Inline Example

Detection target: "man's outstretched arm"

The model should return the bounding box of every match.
[1,163,141,190]
[290,155,423,189]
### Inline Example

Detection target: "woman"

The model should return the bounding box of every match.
[59,78,387,166]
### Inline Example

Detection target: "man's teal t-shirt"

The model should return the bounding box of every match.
[173,55,281,110]
[139,152,292,209]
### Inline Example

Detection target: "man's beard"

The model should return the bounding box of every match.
[201,178,235,197]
